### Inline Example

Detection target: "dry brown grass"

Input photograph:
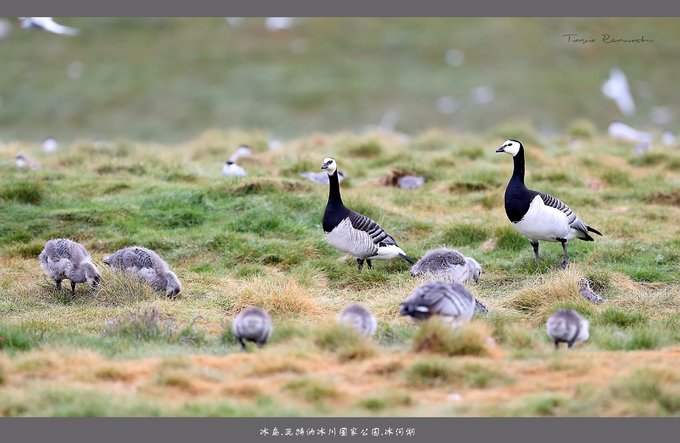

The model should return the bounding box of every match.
[503,267,596,325]
[412,319,492,357]
[228,276,323,318]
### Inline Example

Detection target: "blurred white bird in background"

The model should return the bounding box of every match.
[608,121,652,144]
[225,17,244,28]
[300,170,346,185]
[602,68,635,116]
[228,144,252,163]
[661,130,677,147]
[265,17,294,32]
[222,161,246,177]
[19,17,79,36]
[0,18,12,40]
[470,85,495,105]
[42,136,59,152]
[268,139,282,150]
[444,48,465,67]
[15,154,41,170]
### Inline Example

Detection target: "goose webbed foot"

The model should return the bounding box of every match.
[357,258,364,271]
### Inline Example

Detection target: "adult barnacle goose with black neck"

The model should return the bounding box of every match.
[496,140,602,269]
[321,157,415,270]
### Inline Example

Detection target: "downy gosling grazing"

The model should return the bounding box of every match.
[400,281,476,329]
[338,303,377,337]
[496,139,602,268]
[321,157,415,271]
[39,239,101,295]
[232,306,273,351]
[103,246,181,298]
[546,308,590,349]
[410,248,481,284]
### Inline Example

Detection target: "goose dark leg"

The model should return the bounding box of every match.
[567,339,576,349]
[56,280,62,291]
[366,259,372,270]
[357,258,364,271]
[70,281,77,295]
[530,240,540,261]
[558,238,569,269]
[554,341,560,350]
[239,338,248,351]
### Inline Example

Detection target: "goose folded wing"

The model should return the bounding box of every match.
[347,210,397,246]
[538,192,589,234]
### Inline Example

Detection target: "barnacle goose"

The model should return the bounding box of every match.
[39,239,101,295]
[321,157,415,270]
[399,281,476,329]
[546,308,589,349]
[496,140,602,269]
[232,306,273,351]
[338,303,377,337]
[410,248,481,284]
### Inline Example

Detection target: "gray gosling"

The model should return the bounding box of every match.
[546,308,590,349]
[103,246,181,298]
[39,238,101,295]
[410,247,482,284]
[338,303,377,337]
[400,281,476,329]
[233,306,273,351]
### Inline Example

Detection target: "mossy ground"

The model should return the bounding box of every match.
[1,129,679,416]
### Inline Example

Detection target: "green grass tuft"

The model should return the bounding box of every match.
[0,181,45,205]
[0,323,37,351]
[441,224,489,247]
[599,308,647,328]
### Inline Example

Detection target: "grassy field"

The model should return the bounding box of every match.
[1,128,679,416]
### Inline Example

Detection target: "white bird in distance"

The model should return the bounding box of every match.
[19,17,79,36]
[602,68,635,116]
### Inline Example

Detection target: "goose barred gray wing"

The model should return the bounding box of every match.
[538,192,591,236]
[347,210,397,247]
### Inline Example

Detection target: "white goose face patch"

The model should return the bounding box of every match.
[497,140,521,157]
[321,157,337,175]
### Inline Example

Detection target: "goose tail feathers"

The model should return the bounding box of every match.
[587,225,603,236]
[399,253,416,264]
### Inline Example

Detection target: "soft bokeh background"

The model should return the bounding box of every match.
[0,17,678,142]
